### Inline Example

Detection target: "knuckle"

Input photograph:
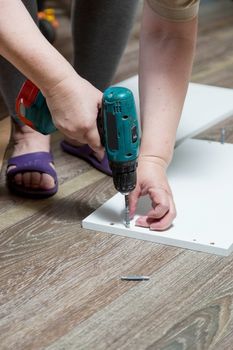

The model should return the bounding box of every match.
[66,126,75,134]
[54,121,64,130]
[170,208,177,219]
[148,187,155,196]
[156,202,168,214]
[58,123,75,135]
[81,121,93,134]
[161,202,169,210]
[164,208,170,216]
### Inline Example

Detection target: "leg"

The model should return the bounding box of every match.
[0,0,38,119]
[0,0,57,196]
[71,0,139,91]
[61,0,139,174]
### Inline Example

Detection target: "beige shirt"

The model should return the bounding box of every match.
[147,0,200,22]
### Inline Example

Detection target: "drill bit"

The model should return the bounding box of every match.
[121,275,150,281]
[124,194,130,228]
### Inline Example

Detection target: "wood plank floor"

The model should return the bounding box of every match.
[2,0,233,349]
[0,117,11,170]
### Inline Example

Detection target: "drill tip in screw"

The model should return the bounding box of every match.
[124,194,130,228]
[125,221,130,229]
[220,127,226,144]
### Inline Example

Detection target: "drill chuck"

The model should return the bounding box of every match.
[110,160,137,194]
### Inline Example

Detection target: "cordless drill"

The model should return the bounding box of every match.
[16,80,140,227]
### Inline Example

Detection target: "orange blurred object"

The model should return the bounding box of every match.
[38,8,59,28]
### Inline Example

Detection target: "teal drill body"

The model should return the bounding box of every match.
[99,87,139,193]
[24,91,56,134]
[16,80,140,195]
[101,87,139,163]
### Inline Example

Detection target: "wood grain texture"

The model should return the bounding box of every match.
[1,0,233,349]
[46,251,233,350]
[0,117,11,171]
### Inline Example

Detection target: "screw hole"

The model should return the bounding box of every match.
[210,242,215,245]
[110,222,115,226]
[193,239,197,242]
[126,153,132,157]
[123,115,128,119]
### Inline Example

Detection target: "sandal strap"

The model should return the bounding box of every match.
[7,152,57,182]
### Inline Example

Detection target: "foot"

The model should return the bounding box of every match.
[7,124,55,190]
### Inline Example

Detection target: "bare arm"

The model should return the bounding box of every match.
[0,0,74,92]
[130,2,198,230]
[0,0,103,154]
[139,1,197,166]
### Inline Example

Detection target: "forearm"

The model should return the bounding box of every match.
[139,3,197,166]
[0,0,77,94]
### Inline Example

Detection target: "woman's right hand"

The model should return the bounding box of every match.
[44,74,104,158]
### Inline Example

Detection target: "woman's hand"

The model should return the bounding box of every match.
[44,74,104,158]
[129,156,176,231]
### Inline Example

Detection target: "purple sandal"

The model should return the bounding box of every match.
[61,141,112,176]
[6,152,58,198]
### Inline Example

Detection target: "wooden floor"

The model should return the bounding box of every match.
[2,0,233,349]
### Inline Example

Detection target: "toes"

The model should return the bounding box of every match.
[7,166,23,185]
[22,172,32,188]
[40,173,55,190]
[8,163,55,190]
[15,171,55,190]
[14,173,23,186]
[30,172,42,188]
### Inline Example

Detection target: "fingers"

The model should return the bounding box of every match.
[135,216,153,228]
[129,186,141,219]
[148,188,170,218]
[86,126,105,159]
[64,121,104,159]
[149,195,176,231]
[135,188,176,231]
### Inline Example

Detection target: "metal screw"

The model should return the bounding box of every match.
[220,128,226,144]
[121,275,150,281]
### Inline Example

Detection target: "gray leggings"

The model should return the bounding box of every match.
[0,0,138,120]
